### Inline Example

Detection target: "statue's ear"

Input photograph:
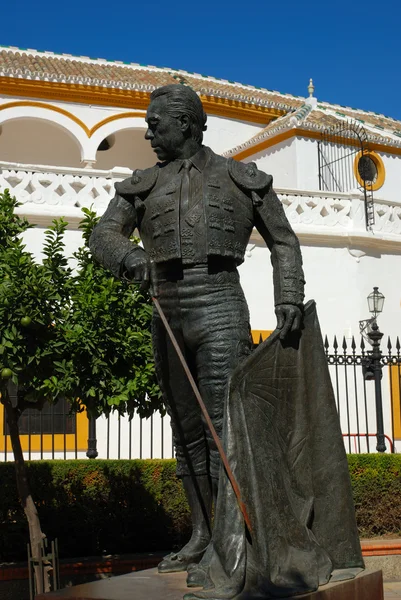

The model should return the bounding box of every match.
[178,114,191,134]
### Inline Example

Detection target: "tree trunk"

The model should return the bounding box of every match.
[1,388,51,594]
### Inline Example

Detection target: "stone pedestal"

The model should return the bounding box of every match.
[35,567,383,600]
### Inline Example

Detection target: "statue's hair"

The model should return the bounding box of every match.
[150,84,207,144]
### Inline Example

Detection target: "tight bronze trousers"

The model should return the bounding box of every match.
[152,263,251,479]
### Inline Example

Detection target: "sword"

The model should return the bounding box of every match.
[149,265,253,534]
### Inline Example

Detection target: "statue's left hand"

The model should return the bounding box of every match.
[275,304,302,340]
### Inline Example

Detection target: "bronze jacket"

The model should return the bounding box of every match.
[89,146,305,307]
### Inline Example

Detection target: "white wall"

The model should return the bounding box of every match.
[243,137,298,189]
[239,239,401,341]
[295,137,320,190]
[375,152,401,204]
[22,226,84,265]
[203,115,262,155]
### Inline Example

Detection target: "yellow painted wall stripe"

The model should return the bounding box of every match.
[390,366,401,439]
[251,330,273,344]
[0,405,87,453]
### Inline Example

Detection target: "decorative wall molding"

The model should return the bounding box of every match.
[0,100,90,135]
[1,161,400,246]
[229,127,401,162]
[0,77,282,125]
[347,248,367,262]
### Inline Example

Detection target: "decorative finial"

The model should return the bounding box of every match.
[308,78,315,98]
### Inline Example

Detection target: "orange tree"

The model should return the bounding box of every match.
[0,193,161,591]
[54,207,161,421]
[0,189,72,592]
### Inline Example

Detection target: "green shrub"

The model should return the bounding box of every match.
[348,453,401,537]
[0,459,189,561]
[1,455,400,562]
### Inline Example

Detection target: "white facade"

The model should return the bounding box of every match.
[0,47,400,458]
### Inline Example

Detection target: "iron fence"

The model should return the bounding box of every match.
[2,333,401,461]
[324,334,401,454]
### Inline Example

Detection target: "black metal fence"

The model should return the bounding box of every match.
[2,333,400,460]
[324,333,401,454]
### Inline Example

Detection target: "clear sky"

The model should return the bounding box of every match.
[2,0,401,120]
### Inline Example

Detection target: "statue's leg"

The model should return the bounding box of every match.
[152,304,212,573]
[195,284,251,484]
[184,279,251,589]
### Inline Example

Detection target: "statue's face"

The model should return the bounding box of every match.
[145,96,186,162]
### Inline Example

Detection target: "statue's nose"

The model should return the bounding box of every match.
[145,128,154,140]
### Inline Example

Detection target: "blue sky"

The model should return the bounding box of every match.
[2,0,401,120]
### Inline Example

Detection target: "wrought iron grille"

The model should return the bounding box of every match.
[318,121,375,230]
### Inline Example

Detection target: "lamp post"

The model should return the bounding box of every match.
[366,287,386,453]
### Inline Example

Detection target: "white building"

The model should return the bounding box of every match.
[0,46,400,458]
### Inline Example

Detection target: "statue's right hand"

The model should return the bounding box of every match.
[123,251,150,290]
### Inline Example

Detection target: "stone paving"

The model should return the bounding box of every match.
[385,581,401,598]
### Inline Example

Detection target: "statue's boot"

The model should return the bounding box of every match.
[186,477,218,588]
[158,474,212,573]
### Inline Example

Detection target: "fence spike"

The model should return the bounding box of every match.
[333,335,338,351]
[342,336,347,350]
[397,337,401,353]
[351,336,356,351]
[360,336,365,352]
[387,337,392,352]
[324,335,329,351]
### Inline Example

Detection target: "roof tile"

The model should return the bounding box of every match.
[0,47,303,111]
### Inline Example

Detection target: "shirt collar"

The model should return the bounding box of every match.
[187,146,209,172]
[171,146,209,174]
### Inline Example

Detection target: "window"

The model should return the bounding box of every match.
[354,151,385,191]
[3,396,76,435]
[0,395,87,454]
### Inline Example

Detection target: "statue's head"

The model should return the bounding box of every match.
[145,84,207,161]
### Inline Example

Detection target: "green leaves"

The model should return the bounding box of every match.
[0,191,161,419]
[58,206,161,418]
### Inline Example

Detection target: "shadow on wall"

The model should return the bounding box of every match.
[95,129,157,171]
[0,118,83,168]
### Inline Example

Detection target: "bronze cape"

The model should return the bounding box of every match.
[187,301,364,600]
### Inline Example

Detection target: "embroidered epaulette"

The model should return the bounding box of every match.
[228,159,272,192]
[115,165,159,198]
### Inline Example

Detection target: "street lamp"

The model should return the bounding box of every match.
[367,287,385,319]
[364,287,386,453]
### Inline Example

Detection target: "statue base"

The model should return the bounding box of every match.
[35,567,383,600]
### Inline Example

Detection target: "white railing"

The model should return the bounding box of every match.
[276,188,401,237]
[0,161,131,224]
[0,161,400,240]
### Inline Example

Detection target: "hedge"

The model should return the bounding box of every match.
[0,459,189,562]
[1,454,401,562]
[348,453,401,537]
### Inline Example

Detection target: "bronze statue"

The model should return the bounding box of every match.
[90,84,363,599]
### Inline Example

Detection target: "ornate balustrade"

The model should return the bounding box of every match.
[0,161,400,241]
[0,161,131,225]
